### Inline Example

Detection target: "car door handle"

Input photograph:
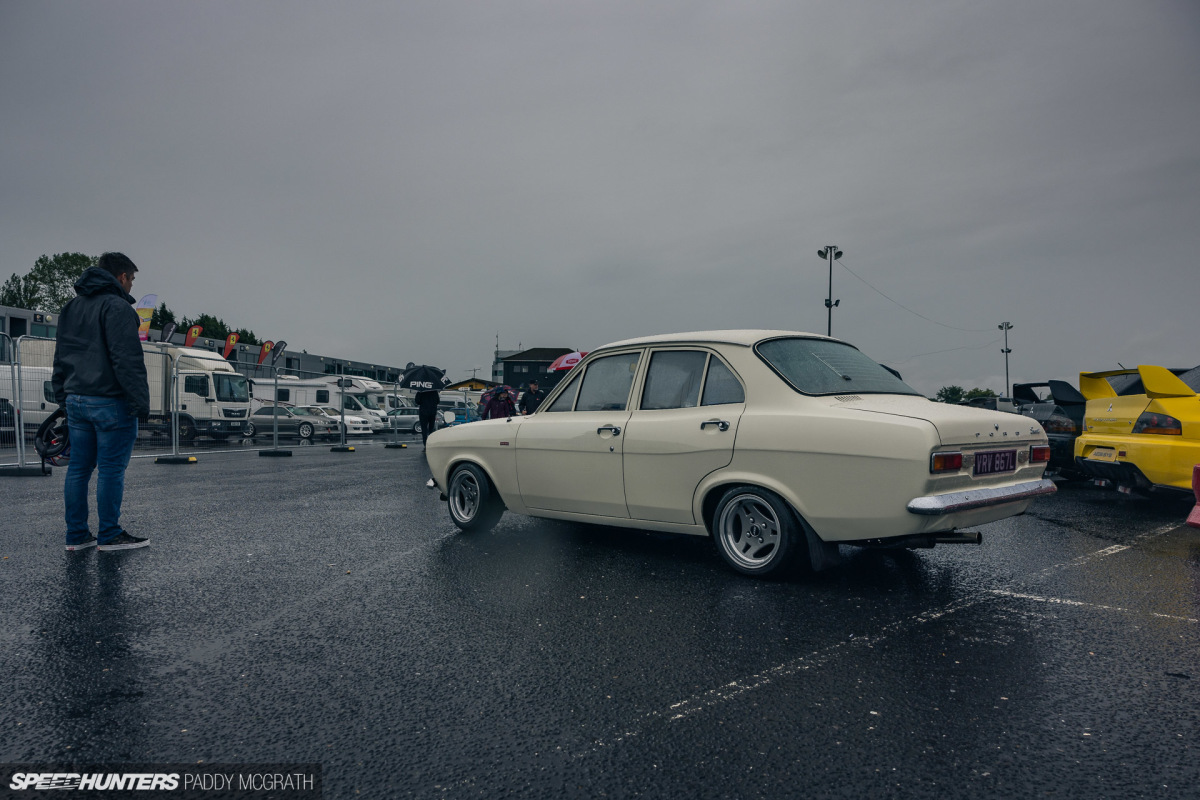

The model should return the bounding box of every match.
[700,420,730,431]
[597,425,621,436]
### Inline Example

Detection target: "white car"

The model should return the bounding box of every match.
[425,330,1055,577]
[307,406,374,436]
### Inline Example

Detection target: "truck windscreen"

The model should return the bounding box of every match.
[215,374,249,403]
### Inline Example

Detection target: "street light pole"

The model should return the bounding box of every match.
[816,246,843,337]
[998,321,1013,398]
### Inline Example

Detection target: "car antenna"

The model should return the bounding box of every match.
[1117,362,1125,369]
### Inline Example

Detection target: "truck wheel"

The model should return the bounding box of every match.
[177,419,196,443]
[298,422,314,440]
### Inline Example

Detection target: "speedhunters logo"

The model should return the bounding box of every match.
[9,773,179,791]
[3,765,320,798]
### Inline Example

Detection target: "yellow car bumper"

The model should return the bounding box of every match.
[1075,434,1200,491]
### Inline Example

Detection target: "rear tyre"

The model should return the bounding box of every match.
[711,486,804,577]
[245,422,257,438]
[447,463,504,533]
[177,419,196,444]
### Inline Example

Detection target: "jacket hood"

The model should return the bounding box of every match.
[74,266,135,303]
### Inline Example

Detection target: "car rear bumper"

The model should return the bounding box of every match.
[907,478,1057,515]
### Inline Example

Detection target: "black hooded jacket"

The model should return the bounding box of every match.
[51,267,150,417]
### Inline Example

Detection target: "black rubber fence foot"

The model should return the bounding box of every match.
[155,456,198,464]
[259,450,293,458]
[0,465,52,476]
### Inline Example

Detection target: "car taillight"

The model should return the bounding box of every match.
[1041,414,1078,434]
[1132,412,1182,435]
[1030,445,1051,463]
[931,452,963,473]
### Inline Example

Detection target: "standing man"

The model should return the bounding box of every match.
[416,388,440,447]
[52,252,150,551]
[519,379,547,415]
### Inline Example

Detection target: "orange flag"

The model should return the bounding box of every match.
[184,325,203,347]
[222,333,240,358]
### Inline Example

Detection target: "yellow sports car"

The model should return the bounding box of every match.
[1074,365,1200,495]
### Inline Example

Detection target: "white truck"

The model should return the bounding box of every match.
[0,342,251,442]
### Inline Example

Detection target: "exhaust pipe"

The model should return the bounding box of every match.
[934,532,983,545]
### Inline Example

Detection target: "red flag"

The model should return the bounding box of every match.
[222,333,240,358]
[257,341,275,365]
[184,325,203,347]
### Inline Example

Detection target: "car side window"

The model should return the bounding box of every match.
[545,373,581,412]
[702,358,745,406]
[254,408,272,416]
[575,353,641,412]
[641,351,707,410]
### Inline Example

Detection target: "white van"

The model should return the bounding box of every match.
[0,364,57,434]
[248,375,339,411]
[320,376,388,431]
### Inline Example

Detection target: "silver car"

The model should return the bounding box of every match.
[246,404,339,440]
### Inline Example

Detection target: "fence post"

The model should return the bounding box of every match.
[331,378,353,452]
[385,381,406,449]
[260,363,291,457]
[157,348,196,464]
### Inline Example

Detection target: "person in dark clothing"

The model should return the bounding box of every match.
[519,379,547,415]
[416,389,440,446]
[52,252,150,552]
[481,387,516,419]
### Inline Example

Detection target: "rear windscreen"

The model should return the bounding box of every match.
[755,338,921,397]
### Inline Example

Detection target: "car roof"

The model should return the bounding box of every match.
[596,329,839,351]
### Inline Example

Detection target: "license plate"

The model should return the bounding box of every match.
[1088,448,1117,463]
[974,449,1017,476]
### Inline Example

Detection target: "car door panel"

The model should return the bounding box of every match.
[623,405,744,523]
[516,411,632,517]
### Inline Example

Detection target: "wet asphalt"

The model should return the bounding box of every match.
[1,444,1198,799]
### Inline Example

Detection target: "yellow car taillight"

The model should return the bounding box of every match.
[1132,412,1182,435]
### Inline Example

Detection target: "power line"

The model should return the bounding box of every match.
[882,337,1003,366]
[836,258,994,333]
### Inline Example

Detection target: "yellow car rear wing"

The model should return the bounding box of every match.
[1078,369,1129,400]
[1078,366,1197,400]
[1138,365,1197,399]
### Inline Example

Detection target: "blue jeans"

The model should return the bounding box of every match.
[64,395,139,545]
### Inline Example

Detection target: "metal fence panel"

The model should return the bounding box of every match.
[0,335,426,469]
[0,333,17,467]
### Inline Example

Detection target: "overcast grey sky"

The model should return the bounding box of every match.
[2,1,1197,395]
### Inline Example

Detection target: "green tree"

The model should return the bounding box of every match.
[150,302,176,330]
[964,387,997,400]
[0,272,42,310]
[935,385,965,404]
[27,252,97,311]
[181,313,231,341]
[234,328,260,346]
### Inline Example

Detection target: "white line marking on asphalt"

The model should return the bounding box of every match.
[579,520,1187,754]
[989,590,1199,624]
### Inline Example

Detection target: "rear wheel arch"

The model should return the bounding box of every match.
[701,480,840,574]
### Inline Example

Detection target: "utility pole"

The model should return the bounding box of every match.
[816,246,843,336]
[998,321,1013,398]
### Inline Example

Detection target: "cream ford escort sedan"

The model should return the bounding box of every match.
[425,331,1055,577]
